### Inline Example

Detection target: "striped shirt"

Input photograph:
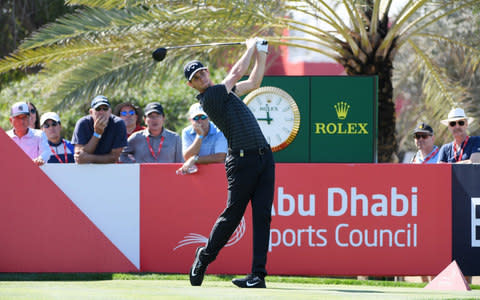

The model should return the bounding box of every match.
[197,84,266,150]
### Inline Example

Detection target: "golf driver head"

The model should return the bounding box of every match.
[152,48,167,62]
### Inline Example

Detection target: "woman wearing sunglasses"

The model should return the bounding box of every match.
[438,108,480,163]
[114,102,145,137]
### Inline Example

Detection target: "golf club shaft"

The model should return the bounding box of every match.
[165,42,244,50]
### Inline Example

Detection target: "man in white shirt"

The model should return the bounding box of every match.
[7,102,49,166]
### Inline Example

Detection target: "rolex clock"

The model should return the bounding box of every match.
[244,86,301,152]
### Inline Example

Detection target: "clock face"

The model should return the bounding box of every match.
[244,87,300,152]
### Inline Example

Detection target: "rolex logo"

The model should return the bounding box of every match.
[334,101,350,120]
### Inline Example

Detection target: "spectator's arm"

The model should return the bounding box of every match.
[197,152,226,164]
[183,135,203,160]
[75,145,122,164]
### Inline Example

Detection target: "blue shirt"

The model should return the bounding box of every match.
[438,136,480,163]
[71,115,127,154]
[412,145,439,164]
[46,139,75,163]
[181,121,228,156]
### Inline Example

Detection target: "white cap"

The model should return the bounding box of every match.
[440,108,474,126]
[10,102,30,117]
[40,112,61,126]
[188,103,207,119]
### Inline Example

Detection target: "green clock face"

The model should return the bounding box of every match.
[244,87,300,152]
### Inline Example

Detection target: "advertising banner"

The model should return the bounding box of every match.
[452,165,480,276]
[256,76,377,163]
[141,164,451,276]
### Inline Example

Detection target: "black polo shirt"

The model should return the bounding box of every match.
[197,84,266,150]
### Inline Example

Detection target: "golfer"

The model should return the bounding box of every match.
[185,37,274,288]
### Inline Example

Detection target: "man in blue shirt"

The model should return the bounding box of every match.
[438,108,480,163]
[40,112,75,163]
[71,95,127,164]
[177,103,227,174]
[410,123,439,164]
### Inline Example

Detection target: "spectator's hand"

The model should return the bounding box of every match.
[176,156,197,175]
[33,157,44,166]
[74,149,90,164]
[255,38,268,54]
[193,122,206,137]
[94,114,109,135]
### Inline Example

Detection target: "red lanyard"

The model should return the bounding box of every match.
[421,147,439,164]
[453,136,469,162]
[49,140,68,163]
[146,136,165,160]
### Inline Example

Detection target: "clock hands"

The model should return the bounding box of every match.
[256,103,273,125]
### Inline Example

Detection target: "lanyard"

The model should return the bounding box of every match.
[453,136,469,162]
[421,147,439,164]
[146,136,165,160]
[49,140,68,163]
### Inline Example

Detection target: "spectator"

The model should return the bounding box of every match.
[40,112,75,163]
[71,95,127,164]
[410,123,439,164]
[27,102,40,129]
[6,102,49,166]
[177,103,227,174]
[120,102,183,163]
[438,108,480,164]
[113,102,145,137]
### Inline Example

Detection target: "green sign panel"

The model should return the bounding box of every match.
[252,76,377,163]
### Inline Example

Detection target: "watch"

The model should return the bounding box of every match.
[244,86,300,152]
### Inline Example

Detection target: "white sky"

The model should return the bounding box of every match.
[288,0,408,63]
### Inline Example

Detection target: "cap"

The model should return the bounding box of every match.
[188,103,207,119]
[10,102,30,117]
[413,123,434,135]
[40,112,61,126]
[440,108,474,126]
[184,60,207,81]
[90,95,111,109]
[144,102,164,116]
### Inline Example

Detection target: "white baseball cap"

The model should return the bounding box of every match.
[40,112,61,126]
[440,108,474,126]
[188,103,207,119]
[10,102,30,117]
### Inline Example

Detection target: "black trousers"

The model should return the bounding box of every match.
[200,146,275,277]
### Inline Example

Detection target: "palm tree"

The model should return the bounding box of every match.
[0,0,479,162]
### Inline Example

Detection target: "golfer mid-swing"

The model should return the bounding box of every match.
[185,37,275,288]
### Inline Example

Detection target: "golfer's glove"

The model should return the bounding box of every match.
[256,38,268,54]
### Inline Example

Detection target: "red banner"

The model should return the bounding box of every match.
[140,163,451,276]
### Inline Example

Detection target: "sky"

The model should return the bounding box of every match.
[288,0,408,63]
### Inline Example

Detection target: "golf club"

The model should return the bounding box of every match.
[152,42,245,62]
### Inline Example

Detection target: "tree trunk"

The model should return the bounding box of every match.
[344,59,397,163]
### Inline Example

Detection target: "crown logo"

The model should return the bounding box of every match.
[334,101,350,120]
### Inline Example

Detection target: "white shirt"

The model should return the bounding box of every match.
[7,128,50,161]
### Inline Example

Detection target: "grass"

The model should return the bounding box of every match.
[1,274,479,300]
[0,273,479,288]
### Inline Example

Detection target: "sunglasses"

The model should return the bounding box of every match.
[43,121,59,128]
[120,110,135,116]
[414,134,431,139]
[449,120,465,127]
[95,106,109,111]
[30,108,36,114]
[193,115,208,121]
